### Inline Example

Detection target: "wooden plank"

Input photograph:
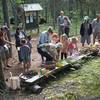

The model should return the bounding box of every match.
[20,52,95,86]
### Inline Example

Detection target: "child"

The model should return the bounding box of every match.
[60,34,69,59]
[51,33,61,59]
[20,39,31,72]
[68,37,78,56]
[51,33,59,44]
[27,35,32,66]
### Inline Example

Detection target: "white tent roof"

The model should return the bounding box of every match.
[22,3,43,12]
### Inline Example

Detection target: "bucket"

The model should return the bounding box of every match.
[8,72,20,90]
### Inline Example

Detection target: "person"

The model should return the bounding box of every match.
[51,33,61,59]
[0,30,14,70]
[60,34,69,59]
[94,38,100,48]
[27,35,32,66]
[68,37,78,56]
[57,11,65,36]
[80,16,92,47]
[15,27,26,64]
[20,39,31,72]
[63,16,71,37]
[91,14,100,44]
[37,26,53,62]
[1,26,9,42]
[1,26,11,68]
[19,27,27,38]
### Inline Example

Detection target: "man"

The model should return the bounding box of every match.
[80,16,92,47]
[57,11,65,36]
[91,14,100,44]
[37,26,53,62]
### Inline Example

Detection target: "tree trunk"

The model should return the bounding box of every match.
[10,0,18,29]
[68,0,74,19]
[2,0,12,57]
[0,58,6,100]
[79,0,84,19]
[2,0,10,28]
[44,0,48,22]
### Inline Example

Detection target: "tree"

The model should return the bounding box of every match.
[2,0,10,28]
[0,59,6,100]
[2,0,12,56]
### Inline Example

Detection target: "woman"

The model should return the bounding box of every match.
[80,16,92,47]
[0,30,14,70]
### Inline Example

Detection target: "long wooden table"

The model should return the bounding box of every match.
[20,52,95,87]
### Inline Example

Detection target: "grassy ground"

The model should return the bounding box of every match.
[2,56,100,100]
[42,57,100,100]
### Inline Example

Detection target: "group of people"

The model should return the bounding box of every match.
[37,26,78,63]
[0,26,33,72]
[57,11,71,37]
[57,11,100,47]
[15,27,32,72]
[80,14,100,47]
[0,11,100,73]
[37,12,100,63]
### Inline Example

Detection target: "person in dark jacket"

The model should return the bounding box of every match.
[15,27,26,63]
[80,16,92,47]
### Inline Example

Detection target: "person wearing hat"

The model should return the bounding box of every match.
[57,11,65,36]
[37,26,54,62]
[80,16,92,47]
[91,14,100,44]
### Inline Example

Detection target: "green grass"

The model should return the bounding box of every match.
[26,19,81,37]
[42,57,100,100]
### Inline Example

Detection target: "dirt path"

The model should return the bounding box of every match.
[4,35,83,79]
[4,36,41,79]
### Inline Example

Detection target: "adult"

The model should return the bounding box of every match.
[1,26,12,68]
[80,16,92,47]
[91,14,100,44]
[37,26,53,62]
[57,11,65,36]
[63,16,71,37]
[1,26,9,41]
[0,30,14,70]
[15,27,26,64]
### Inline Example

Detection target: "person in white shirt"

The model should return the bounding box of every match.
[91,14,100,44]
[57,11,65,36]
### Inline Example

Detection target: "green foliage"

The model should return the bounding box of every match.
[16,0,23,4]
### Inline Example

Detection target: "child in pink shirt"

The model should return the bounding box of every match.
[68,37,78,56]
